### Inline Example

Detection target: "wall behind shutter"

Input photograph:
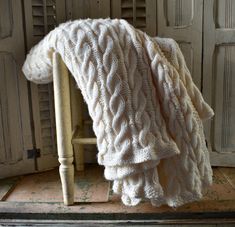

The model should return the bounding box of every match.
[0,0,34,178]
[157,0,203,88]
[23,0,66,170]
[203,0,235,166]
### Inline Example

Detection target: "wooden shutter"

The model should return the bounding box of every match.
[23,0,66,170]
[111,0,157,36]
[0,0,34,178]
[24,0,66,47]
[203,0,235,166]
[157,0,203,88]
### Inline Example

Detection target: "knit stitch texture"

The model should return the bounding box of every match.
[22,18,214,207]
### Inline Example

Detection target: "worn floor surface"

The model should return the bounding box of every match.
[0,165,235,225]
[4,165,109,203]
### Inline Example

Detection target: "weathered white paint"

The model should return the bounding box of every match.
[203,0,235,166]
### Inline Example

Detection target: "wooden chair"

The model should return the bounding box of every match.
[52,52,96,205]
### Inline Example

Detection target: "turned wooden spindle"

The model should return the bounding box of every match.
[53,52,74,205]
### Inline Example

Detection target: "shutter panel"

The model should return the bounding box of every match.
[111,0,157,36]
[23,0,66,170]
[0,0,34,178]
[203,0,235,166]
[157,0,203,88]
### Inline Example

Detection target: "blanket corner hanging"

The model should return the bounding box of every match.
[22,18,214,208]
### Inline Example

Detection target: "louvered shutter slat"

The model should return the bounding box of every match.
[120,0,146,30]
[122,8,133,18]
[136,0,145,7]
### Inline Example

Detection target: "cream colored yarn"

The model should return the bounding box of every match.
[22,18,214,207]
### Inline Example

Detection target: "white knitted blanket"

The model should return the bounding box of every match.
[22,18,214,207]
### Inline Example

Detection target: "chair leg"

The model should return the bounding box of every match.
[53,52,74,205]
[59,156,74,205]
[74,144,84,171]
[69,77,85,172]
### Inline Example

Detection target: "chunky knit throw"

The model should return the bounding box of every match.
[22,18,214,207]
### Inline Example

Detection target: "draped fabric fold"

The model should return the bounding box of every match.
[22,18,214,207]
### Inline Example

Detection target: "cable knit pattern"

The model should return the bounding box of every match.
[22,18,214,207]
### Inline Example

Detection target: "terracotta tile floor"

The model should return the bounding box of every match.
[4,165,109,203]
[0,165,235,223]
